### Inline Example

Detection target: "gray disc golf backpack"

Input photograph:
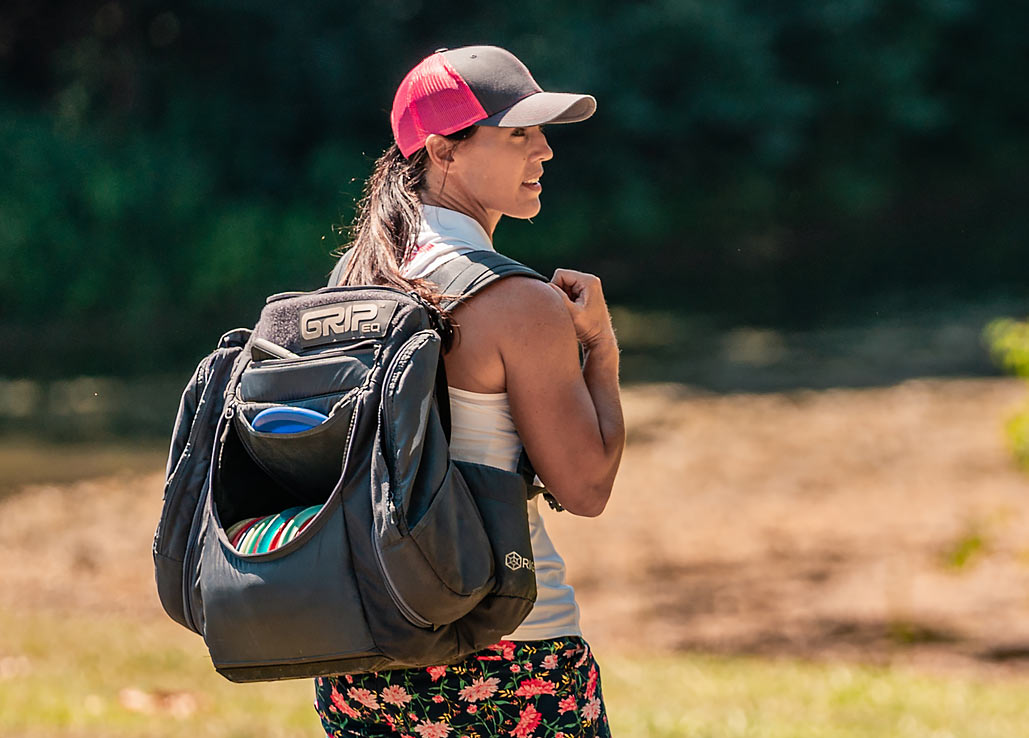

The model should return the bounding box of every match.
[153,251,551,682]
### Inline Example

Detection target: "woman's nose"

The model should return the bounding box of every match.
[534,130,554,162]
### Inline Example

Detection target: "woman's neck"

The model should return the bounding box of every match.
[419,190,501,240]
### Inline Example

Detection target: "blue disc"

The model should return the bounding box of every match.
[252,406,328,434]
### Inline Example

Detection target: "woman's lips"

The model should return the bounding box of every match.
[521,179,542,192]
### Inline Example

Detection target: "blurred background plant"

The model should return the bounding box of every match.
[985,317,1029,468]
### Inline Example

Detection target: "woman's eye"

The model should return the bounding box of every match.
[510,128,527,137]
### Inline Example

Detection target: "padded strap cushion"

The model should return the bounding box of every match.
[424,251,546,310]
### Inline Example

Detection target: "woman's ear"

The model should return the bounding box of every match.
[424,134,456,169]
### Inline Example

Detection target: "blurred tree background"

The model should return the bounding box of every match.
[1,0,1027,381]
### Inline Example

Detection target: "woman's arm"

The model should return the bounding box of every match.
[545,269,624,513]
[453,273,625,516]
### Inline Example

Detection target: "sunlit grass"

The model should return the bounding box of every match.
[0,609,320,738]
[601,653,1029,738]
[3,609,1029,738]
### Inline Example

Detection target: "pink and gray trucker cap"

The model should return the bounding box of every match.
[391,46,597,157]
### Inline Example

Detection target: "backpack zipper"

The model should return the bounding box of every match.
[250,341,380,368]
[371,332,435,629]
[378,332,431,536]
[181,403,234,634]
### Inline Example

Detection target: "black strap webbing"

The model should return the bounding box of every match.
[423,251,546,310]
[327,249,546,307]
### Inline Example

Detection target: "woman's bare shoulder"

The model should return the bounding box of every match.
[444,274,576,392]
[453,274,570,336]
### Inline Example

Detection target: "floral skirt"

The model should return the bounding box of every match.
[313,636,611,737]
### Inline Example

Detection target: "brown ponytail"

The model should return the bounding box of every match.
[335,130,475,307]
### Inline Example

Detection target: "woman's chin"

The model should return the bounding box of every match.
[507,201,542,220]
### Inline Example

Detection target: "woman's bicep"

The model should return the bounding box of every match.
[498,284,607,510]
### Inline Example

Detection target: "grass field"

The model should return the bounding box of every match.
[4,379,1029,736]
[3,608,1029,738]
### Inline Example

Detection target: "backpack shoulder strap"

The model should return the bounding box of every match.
[328,249,547,310]
[326,250,349,288]
[424,251,547,311]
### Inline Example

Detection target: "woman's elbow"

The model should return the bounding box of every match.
[554,481,612,518]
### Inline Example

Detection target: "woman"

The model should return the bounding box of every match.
[315,46,624,738]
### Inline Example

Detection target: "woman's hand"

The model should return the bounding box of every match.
[548,269,615,349]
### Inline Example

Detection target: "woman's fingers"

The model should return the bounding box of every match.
[551,268,594,304]
[548,281,576,307]
[549,269,613,347]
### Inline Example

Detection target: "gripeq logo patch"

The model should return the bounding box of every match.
[299,300,398,348]
[505,551,534,572]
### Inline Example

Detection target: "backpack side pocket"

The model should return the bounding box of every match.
[451,460,537,645]
[372,330,494,627]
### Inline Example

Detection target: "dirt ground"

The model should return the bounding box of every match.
[3,378,1029,675]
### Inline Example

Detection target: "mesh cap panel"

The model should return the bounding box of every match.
[391,54,487,157]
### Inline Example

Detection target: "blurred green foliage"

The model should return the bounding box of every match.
[2,0,1028,376]
[985,318,1029,468]
[985,319,1029,380]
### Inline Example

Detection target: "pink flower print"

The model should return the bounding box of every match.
[458,676,500,702]
[414,721,452,738]
[427,665,448,682]
[381,685,412,707]
[409,713,419,721]
[555,734,566,738]
[514,678,557,697]
[330,686,360,719]
[541,654,559,670]
[582,697,601,722]
[490,640,517,661]
[467,704,478,714]
[585,664,598,700]
[347,686,379,710]
[557,695,577,715]
[510,704,542,738]
[345,674,354,683]
[329,685,345,710]
[476,654,502,661]
[432,695,445,703]
[575,648,589,668]
[510,664,521,673]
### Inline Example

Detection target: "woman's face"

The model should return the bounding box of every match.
[445,125,554,222]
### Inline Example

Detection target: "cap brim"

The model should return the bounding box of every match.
[477,91,596,127]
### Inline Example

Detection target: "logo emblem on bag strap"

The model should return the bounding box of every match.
[505,551,535,572]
